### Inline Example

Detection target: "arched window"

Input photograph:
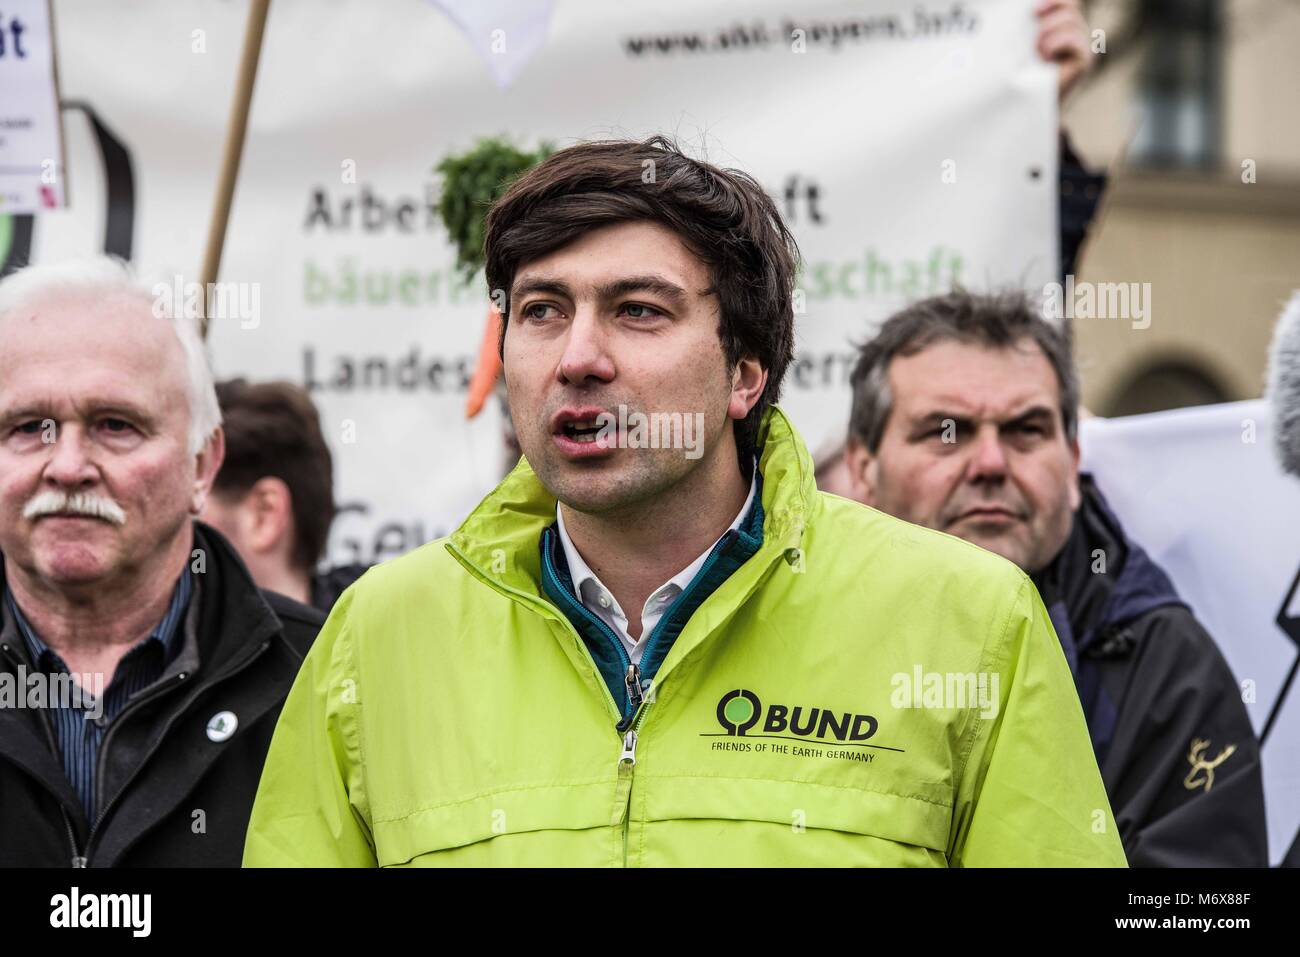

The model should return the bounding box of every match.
[1104,360,1229,417]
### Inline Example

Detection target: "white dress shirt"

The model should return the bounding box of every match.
[555,473,757,666]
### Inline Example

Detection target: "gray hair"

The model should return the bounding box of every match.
[0,257,222,455]
[848,288,1079,452]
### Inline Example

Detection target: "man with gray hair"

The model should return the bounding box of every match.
[844,288,1267,866]
[0,257,322,866]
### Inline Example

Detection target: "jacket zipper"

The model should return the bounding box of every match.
[537,552,650,863]
[83,640,271,864]
[612,531,742,863]
[538,545,661,864]
[618,662,654,866]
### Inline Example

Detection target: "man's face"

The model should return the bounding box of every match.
[503,219,761,513]
[0,292,221,588]
[848,338,1080,573]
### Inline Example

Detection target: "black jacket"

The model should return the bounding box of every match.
[310,562,369,613]
[1034,476,1269,866]
[0,522,322,867]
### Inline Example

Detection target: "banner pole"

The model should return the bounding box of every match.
[198,0,271,339]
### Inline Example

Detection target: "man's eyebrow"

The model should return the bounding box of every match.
[89,402,157,425]
[0,401,157,429]
[510,276,573,302]
[1001,405,1056,427]
[511,275,695,309]
[0,406,49,430]
[908,410,969,429]
[592,276,690,309]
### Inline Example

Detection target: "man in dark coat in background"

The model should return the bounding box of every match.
[844,289,1268,866]
[1032,474,1265,865]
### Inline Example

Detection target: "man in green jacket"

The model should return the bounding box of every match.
[244,135,1126,867]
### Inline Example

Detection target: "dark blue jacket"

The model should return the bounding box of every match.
[1034,475,1268,866]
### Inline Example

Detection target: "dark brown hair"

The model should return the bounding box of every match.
[212,379,334,572]
[483,134,800,462]
[848,288,1080,453]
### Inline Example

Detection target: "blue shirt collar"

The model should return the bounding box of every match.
[4,568,193,676]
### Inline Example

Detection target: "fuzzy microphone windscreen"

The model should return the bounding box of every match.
[1267,291,1300,477]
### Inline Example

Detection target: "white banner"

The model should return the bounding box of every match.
[0,0,65,213]
[1082,400,1300,865]
[22,0,1055,565]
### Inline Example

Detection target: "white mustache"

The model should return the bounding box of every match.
[23,490,127,526]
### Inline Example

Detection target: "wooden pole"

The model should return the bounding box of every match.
[198,0,271,339]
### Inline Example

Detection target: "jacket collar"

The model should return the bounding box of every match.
[448,404,816,604]
[1035,474,1187,664]
[188,521,285,672]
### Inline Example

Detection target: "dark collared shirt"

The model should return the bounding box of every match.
[4,570,192,823]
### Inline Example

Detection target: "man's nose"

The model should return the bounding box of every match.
[964,426,1009,484]
[43,424,99,487]
[556,310,616,387]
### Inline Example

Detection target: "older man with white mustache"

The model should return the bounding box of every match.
[0,257,323,867]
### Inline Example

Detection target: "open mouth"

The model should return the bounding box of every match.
[559,420,604,444]
[549,406,620,459]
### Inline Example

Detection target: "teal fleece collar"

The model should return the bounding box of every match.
[539,473,765,717]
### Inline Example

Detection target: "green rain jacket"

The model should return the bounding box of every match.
[244,407,1127,867]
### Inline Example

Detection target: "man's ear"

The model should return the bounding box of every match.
[727,358,768,421]
[244,476,295,554]
[844,436,878,506]
[190,426,225,515]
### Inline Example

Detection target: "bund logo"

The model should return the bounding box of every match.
[714,688,878,742]
[717,690,763,735]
